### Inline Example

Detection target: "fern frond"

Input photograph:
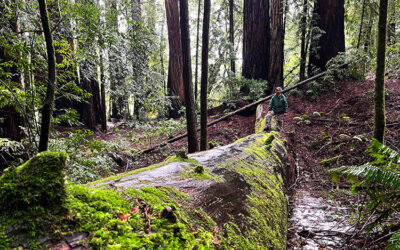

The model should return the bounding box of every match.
[340,163,400,191]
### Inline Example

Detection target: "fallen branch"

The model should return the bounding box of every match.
[142,71,328,154]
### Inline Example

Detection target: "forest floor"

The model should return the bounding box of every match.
[56,76,399,249]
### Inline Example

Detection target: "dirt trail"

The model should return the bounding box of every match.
[281,78,400,249]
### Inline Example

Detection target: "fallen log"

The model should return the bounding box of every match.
[143,71,327,153]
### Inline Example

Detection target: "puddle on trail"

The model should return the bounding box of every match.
[288,189,353,249]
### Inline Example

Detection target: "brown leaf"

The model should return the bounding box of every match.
[118,213,131,221]
[214,226,220,244]
[130,206,140,215]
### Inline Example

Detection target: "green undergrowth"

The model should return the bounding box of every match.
[63,185,217,249]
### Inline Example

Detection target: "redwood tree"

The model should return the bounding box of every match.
[200,0,210,151]
[308,0,345,75]
[180,0,198,153]
[374,0,389,143]
[229,0,235,73]
[242,0,270,82]
[267,0,284,95]
[166,0,185,118]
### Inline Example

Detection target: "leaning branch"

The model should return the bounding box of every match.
[142,71,327,154]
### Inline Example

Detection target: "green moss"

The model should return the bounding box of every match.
[63,184,216,249]
[0,151,68,247]
[320,155,343,166]
[177,165,221,181]
[209,140,223,149]
[165,155,199,164]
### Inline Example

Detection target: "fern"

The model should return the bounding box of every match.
[387,231,400,250]
[330,139,400,235]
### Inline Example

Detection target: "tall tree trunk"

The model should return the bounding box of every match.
[374,0,388,143]
[194,0,201,101]
[229,0,235,74]
[387,0,396,45]
[308,0,345,75]
[267,0,284,95]
[363,3,374,52]
[100,54,107,131]
[38,0,57,152]
[357,0,366,49]
[299,0,308,81]
[242,0,270,95]
[200,0,210,151]
[180,0,199,153]
[165,0,185,118]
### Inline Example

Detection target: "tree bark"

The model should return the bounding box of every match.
[194,0,201,101]
[81,75,96,130]
[229,0,235,74]
[374,0,388,143]
[200,0,210,151]
[38,0,57,152]
[242,0,270,82]
[363,3,374,52]
[267,0,284,95]
[180,0,199,153]
[299,0,308,81]
[166,0,185,118]
[308,0,345,75]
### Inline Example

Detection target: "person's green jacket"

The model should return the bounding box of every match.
[268,94,288,114]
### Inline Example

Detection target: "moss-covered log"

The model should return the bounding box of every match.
[86,131,293,248]
[1,105,294,248]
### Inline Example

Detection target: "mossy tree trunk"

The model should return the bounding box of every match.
[38,0,57,152]
[200,0,210,151]
[374,0,388,143]
[229,0,235,74]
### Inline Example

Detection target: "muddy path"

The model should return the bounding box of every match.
[282,78,400,249]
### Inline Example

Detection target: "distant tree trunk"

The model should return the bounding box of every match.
[357,0,366,49]
[308,0,345,75]
[100,54,107,131]
[229,0,235,74]
[267,0,284,95]
[194,0,201,101]
[132,0,142,120]
[242,0,270,84]
[387,0,396,45]
[374,0,388,143]
[200,0,210,151]
[299,0,308,81]
[364,3,374,52]
[81,75,96,130]
[166,0,185,118]
[180,0,199,153]
[38,0,57,152]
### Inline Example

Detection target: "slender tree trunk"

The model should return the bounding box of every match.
[308,0,345,75]
[229,0,235,74]
[200,0,210,151]
[165,0,185,118]
[374,0,388,143]
[299,0,308,81]
[242,0,270,83]
[194,0,201,101]
[38,0,57,152]
[100,54,107,131]
[357,0,366,49]
[364,3,374,52]
[180,0,199,153]
[387,0,396,45]
[267,0,284,95]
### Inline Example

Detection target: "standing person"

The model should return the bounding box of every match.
[264,87,288,132]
